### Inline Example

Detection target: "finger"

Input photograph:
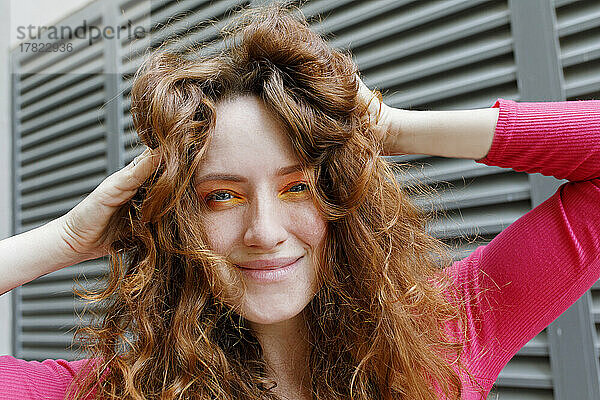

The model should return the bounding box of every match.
[123,147,161,190]
[90,148,160,208]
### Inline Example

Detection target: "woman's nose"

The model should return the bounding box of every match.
[243,195,287,250]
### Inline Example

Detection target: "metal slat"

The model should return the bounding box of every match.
[412,172,530,212]
[301,0,358,20]
[398,158,507,186]
[21,126,105,164]
[20,94,106,141]
[328,0,492,50]
[19,157,105,193]
[20,197,82,224]
[20,298,90,314]
[385,62,516,108]
[31,260,109,283]
[18,75,104,121]
[118,0,207,35]
[19,349,85,361]
[365,38,513,93]
[561,43,600,68]
[121,0,246,66]
[20,141,106,179]
[20,314,93,330]
[19,42,105,94]
[426,200,530,239]
[20,332,77,347]
[354,7,511,71]
[19,109,104,148]
[17,18,103,76]
[556,8,600,37]
[496,357,554,389]
[19,66,103,107]
[311,0,411,35]
[20,175,103,209]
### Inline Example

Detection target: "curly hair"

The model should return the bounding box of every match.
[66,4,485,400]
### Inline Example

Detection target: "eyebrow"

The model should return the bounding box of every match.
[195,164,304,184]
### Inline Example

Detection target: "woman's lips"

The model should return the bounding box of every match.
[234,256,303,283]
[235,256,301,270]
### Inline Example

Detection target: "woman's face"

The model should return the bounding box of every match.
[195,95,327,326]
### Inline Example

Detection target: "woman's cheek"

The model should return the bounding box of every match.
[288,203,327,247]
[203,211,244,255]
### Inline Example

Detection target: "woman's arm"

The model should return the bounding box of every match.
[382,107,498,160]
[0,218,85,296]
[440,98,600,383]
[357,76,498,159]
[0,148,159,296]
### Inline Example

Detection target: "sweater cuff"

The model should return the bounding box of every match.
[475,98,517,166]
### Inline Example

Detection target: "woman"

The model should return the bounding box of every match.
[1,4,599,400]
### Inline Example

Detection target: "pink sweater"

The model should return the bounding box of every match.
[1,98,599,399]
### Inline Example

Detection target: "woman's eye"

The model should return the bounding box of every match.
[287,182,308,193]
[206,191,234,202]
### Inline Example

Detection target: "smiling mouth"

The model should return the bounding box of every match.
[236,266,282,271]
[234,256,302,271]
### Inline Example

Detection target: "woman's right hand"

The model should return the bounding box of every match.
[56,147,160,261]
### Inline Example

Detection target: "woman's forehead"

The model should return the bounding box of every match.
[197,95,301,175]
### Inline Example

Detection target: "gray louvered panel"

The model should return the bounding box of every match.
[118,0,206,32]
[19,157,106,193]
[18,75,105,122]
[19,108,105,148]
[20,126,106,164]
[17,36,103,84]
[20,298,90,315]
[425,85,519,111]
[155,11,245,57]
[19,65,104,107]
[327,0,493,51]
[385,60,516,109]
[123,128,137,150]
[426,200,530,239]
[20,176,104,209]
[310,0,411,35]
[19,92,106,136]
[555,0,581,7]
[20,273,106,298]
[367,38,513,98]
[20,141,106,179]
[354,6,511,72]
[556,0,600,99]
[517,332,550,357]
[18,349,84,361]
[300,0,356,19]
[20,315,93,331]
[19,42,105,95]
[412,172,531,212]
[119,0,248,77]
[31,260,109,283]
[20,197,84,225]
[398,158,507,186]
[496,356,554,389]
[20,333,77,347]
[555,6,600,37]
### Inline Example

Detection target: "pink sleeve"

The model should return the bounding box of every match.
[447,99,600,383]
[0,355,99,399]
